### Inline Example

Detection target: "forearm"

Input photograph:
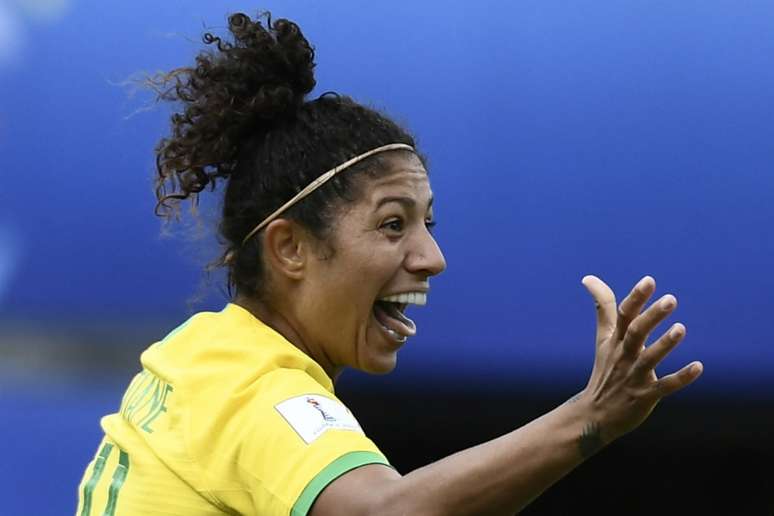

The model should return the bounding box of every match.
[377,395,602,516]
[318,276,702,516]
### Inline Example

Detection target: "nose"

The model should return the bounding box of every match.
[405,229,447,277]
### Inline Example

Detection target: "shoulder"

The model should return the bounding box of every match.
[142,303,316,383]
[185,365,389,515]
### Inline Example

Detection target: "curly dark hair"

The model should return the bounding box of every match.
[150,11,424,299]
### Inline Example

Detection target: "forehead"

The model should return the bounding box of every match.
[360,152,432,206]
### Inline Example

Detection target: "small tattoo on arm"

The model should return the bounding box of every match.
[578,422,604,459]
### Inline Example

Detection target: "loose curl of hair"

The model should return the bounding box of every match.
[150,11,424,299]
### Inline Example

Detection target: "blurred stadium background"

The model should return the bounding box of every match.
[1,0,772,514]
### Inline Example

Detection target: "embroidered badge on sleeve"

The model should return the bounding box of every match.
[274,395,365,444]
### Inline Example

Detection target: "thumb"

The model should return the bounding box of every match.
[582,275,617,344]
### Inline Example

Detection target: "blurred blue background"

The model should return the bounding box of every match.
[1,0,772,514]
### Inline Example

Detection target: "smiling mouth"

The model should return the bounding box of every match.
[373,299,418,343]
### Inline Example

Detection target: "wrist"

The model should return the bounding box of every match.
[563,390,612,459]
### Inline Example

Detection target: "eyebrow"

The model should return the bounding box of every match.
[375,195,434,210]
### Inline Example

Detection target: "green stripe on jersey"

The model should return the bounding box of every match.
[102,450,130,516]
[80,443,113,516]
[291,451,390,516]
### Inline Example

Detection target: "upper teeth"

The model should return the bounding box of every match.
[379,292,427,306]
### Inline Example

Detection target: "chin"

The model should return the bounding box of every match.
[361,353,398,375]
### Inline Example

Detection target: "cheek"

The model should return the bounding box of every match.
[321,241,402,333]
[314,271,374,334]
[336,248,396,298]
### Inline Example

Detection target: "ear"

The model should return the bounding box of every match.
[262,219,308,281]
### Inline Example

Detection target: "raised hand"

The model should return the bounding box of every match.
[578,275,703,447]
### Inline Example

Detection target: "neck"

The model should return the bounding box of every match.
[233,293,342,381]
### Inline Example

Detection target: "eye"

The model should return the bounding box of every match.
[381,218,404,235]
[425,219,437,233]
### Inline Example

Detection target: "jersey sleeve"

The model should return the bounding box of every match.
[219,368,391,515]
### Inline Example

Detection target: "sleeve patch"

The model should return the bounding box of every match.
[274,394,364,444]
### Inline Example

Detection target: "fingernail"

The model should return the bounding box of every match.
[669,326,682,339]
[660,295,676,310]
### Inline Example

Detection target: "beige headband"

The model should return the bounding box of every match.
[241,143,415,245]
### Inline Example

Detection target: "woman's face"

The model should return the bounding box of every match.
[299,152,446,375]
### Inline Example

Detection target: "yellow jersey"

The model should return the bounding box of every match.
[76,303,389,515]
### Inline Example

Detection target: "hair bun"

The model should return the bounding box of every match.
[153,11,317,216]
[202,12,317,122]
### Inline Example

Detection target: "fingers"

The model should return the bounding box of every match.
[633,323,686,375]
[581,275,617,344]
[615,276,656,342]
[654,361,703,397]
[621,293,678,355]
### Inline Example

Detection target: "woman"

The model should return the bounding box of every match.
[76,12,703,516]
